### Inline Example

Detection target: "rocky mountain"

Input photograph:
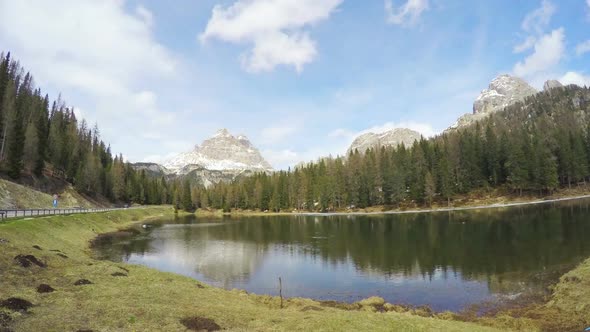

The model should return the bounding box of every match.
[132,162,169,177]
[449,74,539,130]
[133,129,272,187]
[164,129,272,174]
[543,79,563,92]
[348,128,421,154]
[473,74,538,115]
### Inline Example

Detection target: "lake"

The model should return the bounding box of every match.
[92,199,590,312]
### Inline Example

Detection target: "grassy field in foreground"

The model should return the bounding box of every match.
[0,207,588,331]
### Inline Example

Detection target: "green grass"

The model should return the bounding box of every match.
[0,207,585,331]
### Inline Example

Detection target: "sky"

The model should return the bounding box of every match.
[0,0,589,170]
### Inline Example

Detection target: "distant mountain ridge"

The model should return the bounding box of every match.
[134,75,578,187]
[133,129,272,187]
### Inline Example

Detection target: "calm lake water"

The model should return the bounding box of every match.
[93,199,590,312]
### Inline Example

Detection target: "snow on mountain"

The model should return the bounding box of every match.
[163,129,273,175]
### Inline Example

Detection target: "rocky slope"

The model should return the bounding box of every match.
[133,129,272,187]
[449,74,539,130]
[544,79,563,91]
[473,74,538,115]
[348,128,421,154]
[132,162,170,177]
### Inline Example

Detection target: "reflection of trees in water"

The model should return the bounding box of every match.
[95,201,590,290]
[205,202,590,283]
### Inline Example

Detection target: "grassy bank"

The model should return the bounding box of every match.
[0,207,587,331]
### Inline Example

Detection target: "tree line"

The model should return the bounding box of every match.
[193,85,590,212]
[4,51,589,211]
[0,51,179,205]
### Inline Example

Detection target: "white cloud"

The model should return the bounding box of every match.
[521,0,555,34]
[513,36,537,53]
[0,1,175,95]
[576,40,590,56]
[199,0,342,73]
[513,28,565,77]
[0,0,180,160]
[136,5,154,27]
[512,1,564,77]
[560,71,590,87]
[385,0,430,26]
[262,149,299,168]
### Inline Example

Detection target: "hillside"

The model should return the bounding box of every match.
[0,52,172,207]
[0,179,105,209]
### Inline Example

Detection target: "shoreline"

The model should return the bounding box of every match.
[1,207,588,331]
[194,192,590,217]
[294,194,590,216]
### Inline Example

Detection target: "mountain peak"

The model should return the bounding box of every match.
[348,128,421,154]
[213,128,232,138]
[543,79,563,91]
[473,74,537,115]
[163,129,272,174]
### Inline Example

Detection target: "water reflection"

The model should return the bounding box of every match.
[93,199,590,311]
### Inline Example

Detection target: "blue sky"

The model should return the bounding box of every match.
[0,0,589,169]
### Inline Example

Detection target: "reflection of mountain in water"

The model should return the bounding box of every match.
[161,238,265,288]
[93,199,590,303]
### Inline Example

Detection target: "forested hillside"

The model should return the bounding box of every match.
[3,50,590,212]
[197,86,590,212]
[0,52,171,205]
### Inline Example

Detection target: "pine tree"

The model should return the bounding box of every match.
[424,171,436,207]
[23,121,39,172]
[0,80,16,161]
[5,90,24,178]
[182,180,193,212]
[506,133,529,195]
